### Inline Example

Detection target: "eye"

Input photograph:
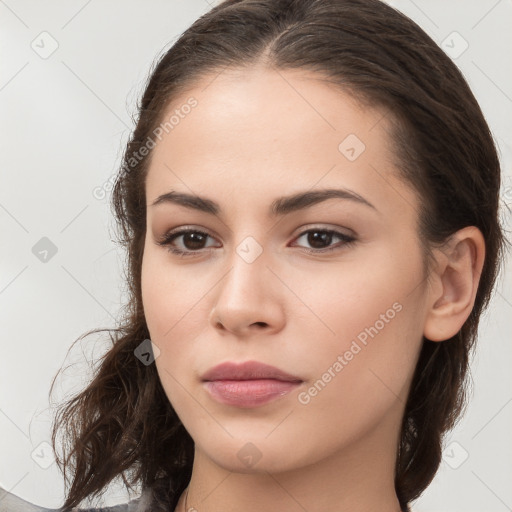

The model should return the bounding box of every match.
[291,228,356,253]
[156,228,220,257]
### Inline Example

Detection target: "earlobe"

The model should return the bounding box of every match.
[423,226,486,342]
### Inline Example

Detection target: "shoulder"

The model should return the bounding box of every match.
[0,486,154,512]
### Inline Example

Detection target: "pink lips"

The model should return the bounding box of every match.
[201,361,303,408]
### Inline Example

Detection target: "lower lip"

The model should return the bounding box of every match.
[203,379,302,407]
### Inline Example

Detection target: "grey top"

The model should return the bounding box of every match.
[0,486,156,512]
[1,485,411,511]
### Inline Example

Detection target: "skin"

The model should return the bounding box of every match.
[141,65,485,512]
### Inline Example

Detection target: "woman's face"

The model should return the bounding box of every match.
[141,66,430,473]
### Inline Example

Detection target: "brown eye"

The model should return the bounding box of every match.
[157,229,220,256]
[307,231,334,249]
[293,229,356,253]
[181,231,208,250]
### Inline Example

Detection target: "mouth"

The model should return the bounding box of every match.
[201,360,303,408]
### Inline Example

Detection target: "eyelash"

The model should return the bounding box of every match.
[156,226,356,258]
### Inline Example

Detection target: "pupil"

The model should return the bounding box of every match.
[184,232,206,249]
[308,231,331,248]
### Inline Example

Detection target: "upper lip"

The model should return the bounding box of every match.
[201,361,303,382]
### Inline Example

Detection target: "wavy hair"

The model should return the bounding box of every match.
[50,0,506,510]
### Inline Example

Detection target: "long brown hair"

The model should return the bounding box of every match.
[50,0,506,510]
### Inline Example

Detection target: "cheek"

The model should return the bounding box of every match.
[289,292,422,459]
[141,246,204,341]
[141,246,219,397]
[288,246,422,348]
[141,249,205,411]
[141,251,172,338]
[290,244,425,405]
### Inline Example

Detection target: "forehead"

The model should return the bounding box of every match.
[158,66,385,148]
[145,66,418,220]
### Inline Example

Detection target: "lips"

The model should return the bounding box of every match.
[201,360,303,383]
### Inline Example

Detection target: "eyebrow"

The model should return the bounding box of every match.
[150,188,378,216]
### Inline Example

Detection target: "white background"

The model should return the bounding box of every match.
[0,1,511,511]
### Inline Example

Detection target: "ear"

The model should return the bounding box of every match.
[423,226,486,342]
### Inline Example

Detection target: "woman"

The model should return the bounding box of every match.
[1,0,506,511]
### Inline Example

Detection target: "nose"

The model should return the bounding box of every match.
[209,249,286,337]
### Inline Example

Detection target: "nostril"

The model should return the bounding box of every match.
[253,322,267,328]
